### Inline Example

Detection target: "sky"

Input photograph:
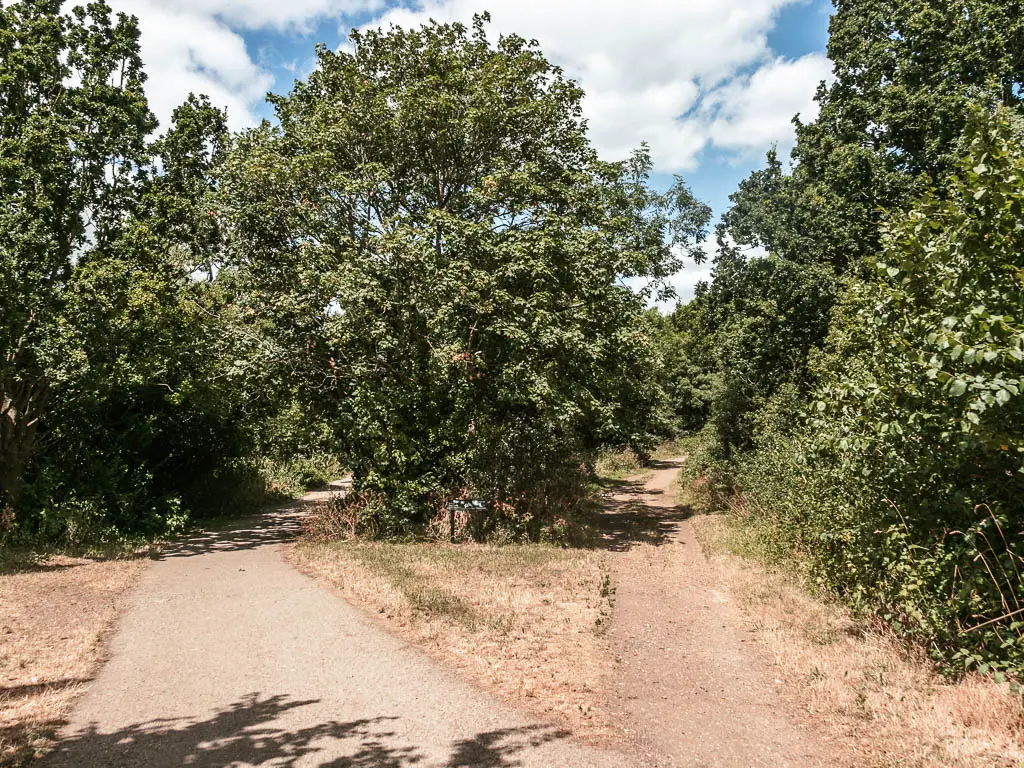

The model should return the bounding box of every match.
[105,0,835,302]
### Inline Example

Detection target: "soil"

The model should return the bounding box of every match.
[601,459,832,767]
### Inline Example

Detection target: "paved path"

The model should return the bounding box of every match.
[46,490,627,768]
[604,460,830,768]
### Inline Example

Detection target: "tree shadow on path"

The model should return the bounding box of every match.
[43,693,575,767]
[592,459,693,552]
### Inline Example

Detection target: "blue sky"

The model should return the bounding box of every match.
[111,0,835,300]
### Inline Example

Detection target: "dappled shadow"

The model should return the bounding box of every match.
[447,726,572,767]
[44,693,417,767]
[157,489,346,560]
[0,551,148,575]
[591,458,693,552]
[42,693,576,767]
[157,509,306,559]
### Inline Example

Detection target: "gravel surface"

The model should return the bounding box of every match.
[44,490,629,768]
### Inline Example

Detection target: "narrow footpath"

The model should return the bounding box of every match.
[603,459,830,768]
[45,490,626,768]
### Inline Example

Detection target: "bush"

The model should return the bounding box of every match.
[686,112,1024,679]
[594,448,644,480]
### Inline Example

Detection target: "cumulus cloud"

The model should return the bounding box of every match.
[100,0,381,131]
[697,53,833,158]
[97,0,832,165]
[360,0,834,170]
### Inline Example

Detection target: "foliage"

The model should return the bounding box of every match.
[0,0,155,517]
[699,0,1024,455]
[728,0,1024,273]
[0,2,324,545]
[676,0,1024,680]
[593,448,644,482]
[221,15,709,535]
[693,111,1024,677]
[804,110,1024,674]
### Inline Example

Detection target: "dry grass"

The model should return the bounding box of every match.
[0,555,145,766]
[690,513,1024,768]
[289,540,616,741]
[593,448,647,482]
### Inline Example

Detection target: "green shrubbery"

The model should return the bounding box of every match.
[683,112,1024,677]
[219,17,706,537]
[661,0,1024,681]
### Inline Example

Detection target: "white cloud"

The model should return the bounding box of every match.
[698,53,833,158]
[95,0,832,165]
[99,0,382,131]
[360,0,834,170]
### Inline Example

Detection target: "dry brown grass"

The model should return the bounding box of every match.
[0,555,145,766]
[691,513,1024,768]
[289,540,616,741]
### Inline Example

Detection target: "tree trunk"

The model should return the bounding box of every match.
[0,377,48,520]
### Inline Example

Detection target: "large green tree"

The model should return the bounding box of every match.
[686,0,1024,457]
[728,0,1024,273]
[0,0,155,514]
[221,16,709,532]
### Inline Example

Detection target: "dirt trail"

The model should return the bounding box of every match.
[43,488,627,768]
[603,459,830,767]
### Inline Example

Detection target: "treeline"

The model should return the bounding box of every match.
[1,3,704,545]
[660,0,1024,677]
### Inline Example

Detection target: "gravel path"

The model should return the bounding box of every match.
[604,460,830,768]
[45,490,628,768]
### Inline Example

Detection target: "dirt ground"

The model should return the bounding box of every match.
[0,556,146,766]
[600,460,830,767]
[296,464,838,767]
[691,514,1024,768]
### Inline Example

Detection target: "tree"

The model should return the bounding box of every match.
[220,16,709,532]
[729,0,1024,273]
[0,0,155,515]
[800,109,1024,671]
[692,0,1024,455]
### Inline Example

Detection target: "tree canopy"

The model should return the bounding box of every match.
[221,16,709,532]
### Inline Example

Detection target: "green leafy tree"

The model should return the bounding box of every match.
[756,111,1024,674]
[693,0,1024,457]
[221,16,709,533]
[0,0,155,515]
[23,94,249,540]
[729,0,1024,273]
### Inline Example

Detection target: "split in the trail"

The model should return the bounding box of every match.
[42,492,624,768]
[41,466,835,768]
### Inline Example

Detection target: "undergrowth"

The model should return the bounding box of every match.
[679,425,1024,682]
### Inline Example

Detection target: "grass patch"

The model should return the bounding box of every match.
[650,440,687,460]
[593,448,646,482]
[290,539,615,739]
[0,553,145,766]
